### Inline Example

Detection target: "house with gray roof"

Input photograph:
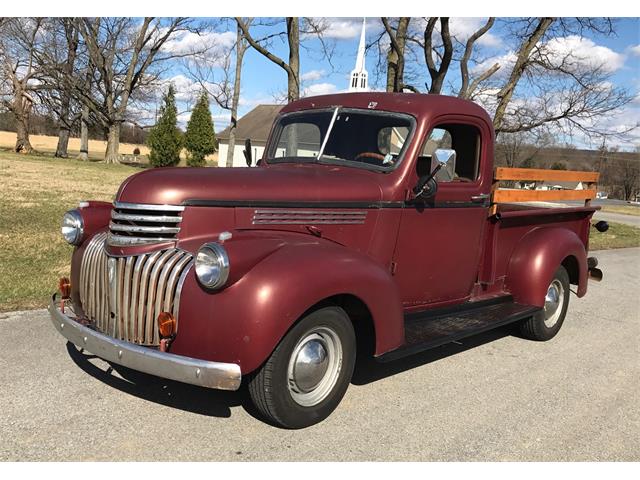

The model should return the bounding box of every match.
[217,105,282,167]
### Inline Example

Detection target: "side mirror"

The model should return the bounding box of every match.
[243,138,253,167]
[432,148,457,182]
[413,148,457,200]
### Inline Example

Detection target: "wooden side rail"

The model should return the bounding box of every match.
[491,167,600,214]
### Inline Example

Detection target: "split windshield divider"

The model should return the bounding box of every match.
[316,107,341,160]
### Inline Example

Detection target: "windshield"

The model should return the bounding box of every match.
[266,108,415,171]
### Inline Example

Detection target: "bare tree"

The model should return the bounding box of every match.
[34,18,82,157]
[0,18,44,153]
[457,17,497,99]
[72,17,196,163]
[423,18,453,94]
[381,17,411,92]
[183,19,252,168]
[236,17,300,103]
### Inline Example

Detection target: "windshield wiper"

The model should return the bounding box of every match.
[316,107,340,161]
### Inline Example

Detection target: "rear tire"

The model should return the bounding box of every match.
[247,306,356,429]
[519,265,570,341]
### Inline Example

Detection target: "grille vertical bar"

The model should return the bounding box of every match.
[78,233,193,346]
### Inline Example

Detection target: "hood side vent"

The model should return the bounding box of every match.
[252,209,367,225]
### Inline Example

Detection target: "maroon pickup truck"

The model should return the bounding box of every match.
[51,93,605,428]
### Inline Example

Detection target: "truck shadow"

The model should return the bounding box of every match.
[352,325,514,385]
[66,325,516,422]
[65,342,244,418]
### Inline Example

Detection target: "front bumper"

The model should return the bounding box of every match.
[48,295,241,391]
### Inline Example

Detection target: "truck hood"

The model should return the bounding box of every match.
[116,163,384,206]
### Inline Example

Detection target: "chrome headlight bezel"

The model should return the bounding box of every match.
[61,209,84,246]
[195,242,230,290]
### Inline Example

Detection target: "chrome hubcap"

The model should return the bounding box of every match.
[543,279,564,328]
[287,327,343,407]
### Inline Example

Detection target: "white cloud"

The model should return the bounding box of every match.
[315,19,363,40]
[472,36,625,81]
[307,18,380,40]
[302,82,339,97]
[540,36,625,73]
[629,44,640,57]
[301,69,327,82]
[163,30,235,55]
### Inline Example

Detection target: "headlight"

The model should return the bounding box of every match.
[195,243,230,289]
[61,209,84,245]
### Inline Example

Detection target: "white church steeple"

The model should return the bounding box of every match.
[349,19,368,92]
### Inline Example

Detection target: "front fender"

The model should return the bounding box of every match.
[170,240,404,374]
[506,226,588,307]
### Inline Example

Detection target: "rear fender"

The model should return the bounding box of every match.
[506,227,587,307]
[171,241,404,374]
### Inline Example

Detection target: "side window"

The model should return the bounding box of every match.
[421,123,481,182]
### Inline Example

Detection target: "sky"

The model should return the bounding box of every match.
[158,17,640,150]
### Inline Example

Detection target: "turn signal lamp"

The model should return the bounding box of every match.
[157,312,177,338]
[58,277,71,299]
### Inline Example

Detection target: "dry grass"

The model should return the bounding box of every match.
[600,205,640,217]
[0,151,139,311]
[589,222,640,251]
[0,130,149,159]
[0,130,219,165]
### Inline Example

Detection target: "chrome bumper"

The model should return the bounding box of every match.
[48,295,241,391]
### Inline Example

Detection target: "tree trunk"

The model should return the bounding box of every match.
[384,18,410,93]
[104,123,121,163]
[493,18,554,131]
[77,107,89,160]
[227,25,248,168]
[286,17,300,102]
[14,115,33,154]
[55,127,71,158]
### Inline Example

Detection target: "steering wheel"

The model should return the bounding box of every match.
[354,152,386,162]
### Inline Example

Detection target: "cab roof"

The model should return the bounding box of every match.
[281,92,494,129]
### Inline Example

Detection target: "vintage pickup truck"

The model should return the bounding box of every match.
[50,92,606,428]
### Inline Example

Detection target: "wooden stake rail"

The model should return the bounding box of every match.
[491,167,600,214]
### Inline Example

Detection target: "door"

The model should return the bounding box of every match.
[392,120,489,309]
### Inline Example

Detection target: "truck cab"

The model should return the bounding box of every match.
[50,93,603,428]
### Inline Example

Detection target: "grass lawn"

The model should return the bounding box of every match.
[0,150,139,311]
[600,205,640,217]
[589,221,640,251]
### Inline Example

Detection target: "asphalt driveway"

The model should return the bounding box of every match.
[1,247,638,461]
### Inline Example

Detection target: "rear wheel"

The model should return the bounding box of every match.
[519,265,570,341]
[247,306,356,429]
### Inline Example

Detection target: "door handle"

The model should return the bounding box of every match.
[471,193,489,203]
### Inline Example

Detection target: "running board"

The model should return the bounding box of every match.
[378,297,541,363]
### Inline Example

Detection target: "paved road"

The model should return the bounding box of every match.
[1,248,639,461]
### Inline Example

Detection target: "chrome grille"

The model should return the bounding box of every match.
[252,209,367,225]
[79,232,193,346]
[108,202,184,247]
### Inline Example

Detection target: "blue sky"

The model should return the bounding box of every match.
[162,17,640,149]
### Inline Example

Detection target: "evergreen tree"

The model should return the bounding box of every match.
[184,91,217,167]
[147,85,182,167]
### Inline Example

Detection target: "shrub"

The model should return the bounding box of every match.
[184,91,217,167]
[147,85,182,168]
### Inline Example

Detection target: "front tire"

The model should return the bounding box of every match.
[519,265,570,341]
[247,306,356,429]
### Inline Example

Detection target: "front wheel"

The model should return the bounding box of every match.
[247,306,356,429]
[519,265,570,341]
